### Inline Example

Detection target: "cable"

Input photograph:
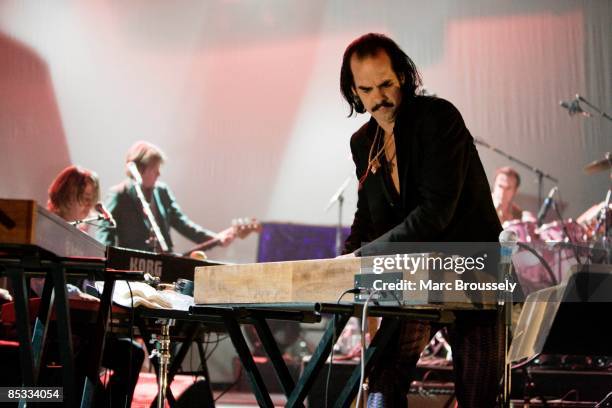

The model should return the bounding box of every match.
[325,288,362,408]
[516,243,557,285]
[559,389,579,402]
[205,340,221,361]
[214,364,243,402]
[200,333,229,344]
[355,289,402,408]
[125,281,135,408]
[552,201,583,266]
[107,296,113,408]
[205,332,227,360]
[355,290,380,408]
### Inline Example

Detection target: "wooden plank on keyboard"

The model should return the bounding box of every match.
[194,257,361,304]
[194,255,498,308]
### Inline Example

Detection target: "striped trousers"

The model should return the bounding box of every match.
[367,310,503,408]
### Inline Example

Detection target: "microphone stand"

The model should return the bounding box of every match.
[601,188,611,263]
[70,215,105,226]
[593,178,612,263]
[474,138,558,207]
[326,177,351,256]
[127,163,169,253]
[335,194,345,257]
[498,232,517,408]
[576,94,612,123]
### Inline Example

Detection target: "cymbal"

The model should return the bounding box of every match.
[584,152,611,175]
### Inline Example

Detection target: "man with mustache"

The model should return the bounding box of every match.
[341,33,503,407]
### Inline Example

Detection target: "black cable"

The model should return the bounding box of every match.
[516,242,557,285]
[190,330,195,381]
[552,201,583,266]
[325,288,362,408]
[205,332,226,360]
[559,389,579,402]
[196,332,210,374]
[200,333,229,344]
[125,281,135,408]
[214,364,243,402]
[356,289,402,408]
[201,332,210,368]
[107,296,113,408]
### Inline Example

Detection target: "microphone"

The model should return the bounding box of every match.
[325,176,352,211]
[418,87,437,97]
[559,97,591,117]
[559,99,577,115]
[498,229,518,304]
[127,161,143,185]
[95,203,116,227]
[472,137,490,148]
[536,186,558,227]
[499,229,518,266]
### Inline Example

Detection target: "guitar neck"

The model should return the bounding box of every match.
[182,219,260,256]
[183,237,221,256]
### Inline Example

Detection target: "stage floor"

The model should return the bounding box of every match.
[132,372,287,407]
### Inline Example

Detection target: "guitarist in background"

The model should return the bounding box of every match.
[97,141,236,253]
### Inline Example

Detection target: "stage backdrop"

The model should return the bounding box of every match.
[1,1,610,264]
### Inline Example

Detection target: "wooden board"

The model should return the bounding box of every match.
[194,257,361,304]
[194,255,498,308]
[0,199,36,245]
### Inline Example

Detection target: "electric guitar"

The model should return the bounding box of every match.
[182,217,262,256]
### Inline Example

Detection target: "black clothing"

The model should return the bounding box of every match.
[344,95,503,408]
[344,95,501,255]
[97,180,215,252]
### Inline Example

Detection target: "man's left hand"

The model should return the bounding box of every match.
[217,229,236,247]
[0,288,12,303]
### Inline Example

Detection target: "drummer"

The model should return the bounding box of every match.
[491,166,536,225]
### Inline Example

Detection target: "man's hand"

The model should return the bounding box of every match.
[217,228,237,247]
[0,288,12,303]
[75,291,100,303]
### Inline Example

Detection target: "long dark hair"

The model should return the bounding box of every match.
[47,165,100,217]
[340,33,422,116]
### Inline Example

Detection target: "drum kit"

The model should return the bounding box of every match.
[506,152,611,293]
[503,218,589,246]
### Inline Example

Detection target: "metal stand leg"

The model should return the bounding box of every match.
[502,303,512,408]
[6,267,35,387]
[222,312,274,408]
[286,313,351,408]
[150,318,175,408]
[195,336,216,407]
[164,322,203,406]
[51,265,76,407]
[32,276,54,383]
[252,315,298,400]
[81,275,117,408]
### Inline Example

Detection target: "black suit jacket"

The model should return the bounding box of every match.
[344,95,501,255]
[96,180,216,252]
